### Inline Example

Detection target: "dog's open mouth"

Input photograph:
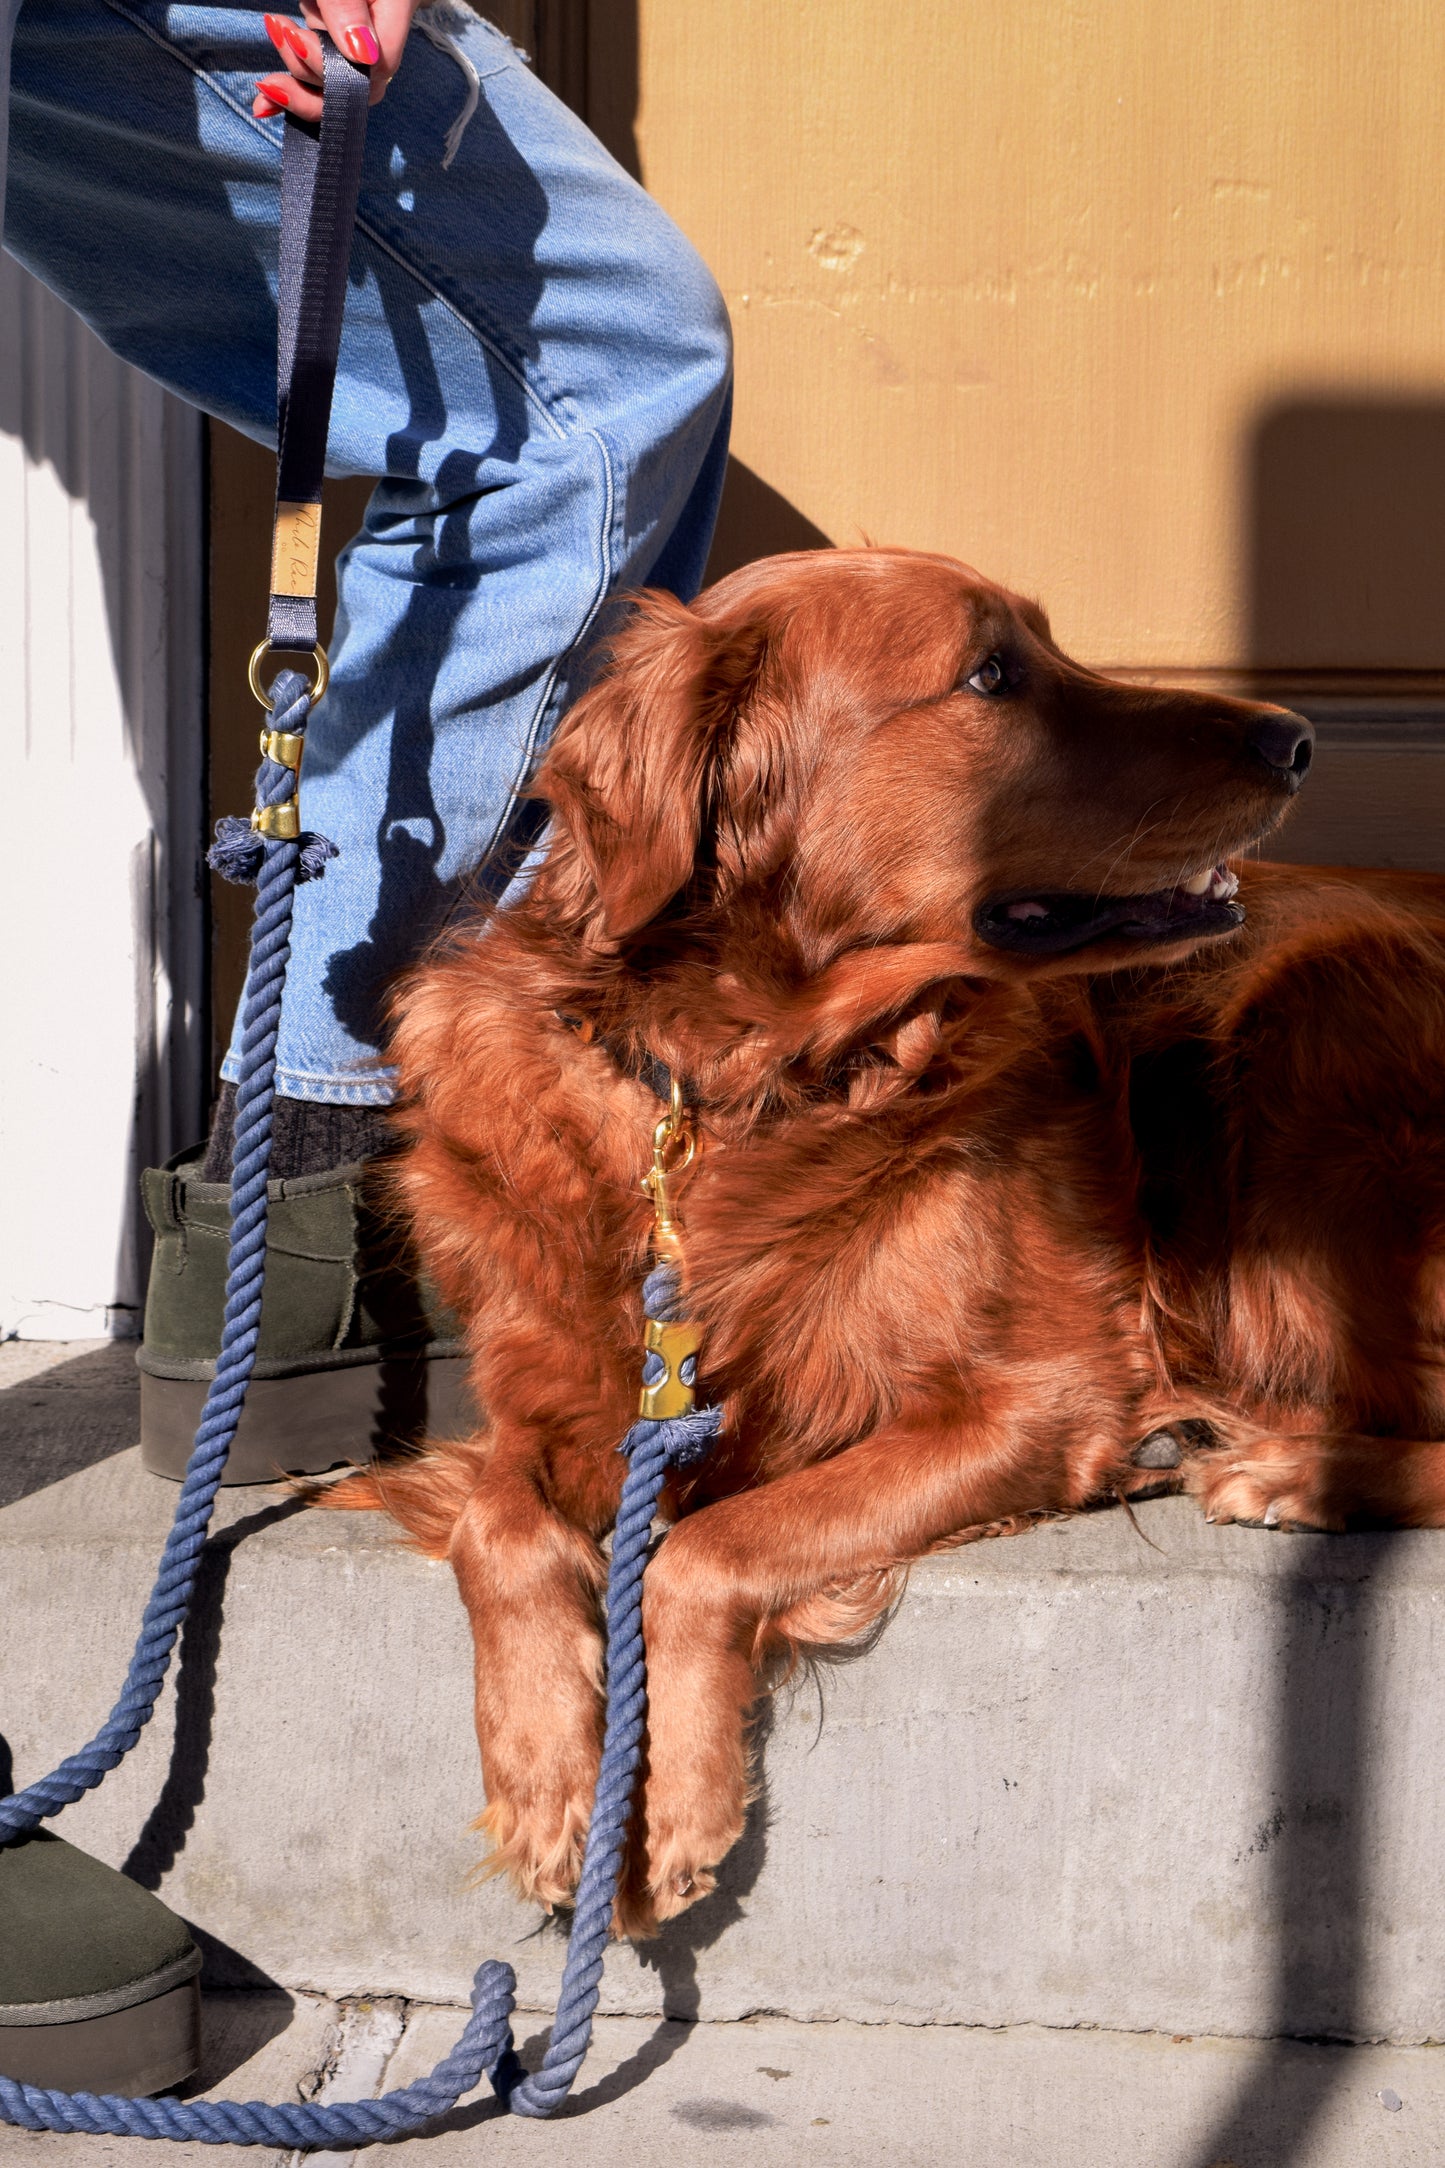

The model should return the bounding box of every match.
[976,863,1244,956]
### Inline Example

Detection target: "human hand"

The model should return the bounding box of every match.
[255,1,419,120]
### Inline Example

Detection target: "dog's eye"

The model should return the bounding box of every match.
[966,654,1009,696]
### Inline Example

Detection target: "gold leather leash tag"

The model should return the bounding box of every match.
[270,500,323,600]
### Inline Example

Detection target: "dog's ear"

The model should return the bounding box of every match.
[540,591,770,942]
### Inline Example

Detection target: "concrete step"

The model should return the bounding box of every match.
[4,1342,1445,2053]
[2,1990,1442,2168]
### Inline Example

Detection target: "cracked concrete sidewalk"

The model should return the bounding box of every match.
[2,1989,1444,2168]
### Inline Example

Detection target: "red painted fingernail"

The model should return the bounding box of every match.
[260,77,292,107]
[264,16,312,66]
[342,23,380,64]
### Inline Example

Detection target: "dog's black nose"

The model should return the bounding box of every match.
[1249,711,1314,788]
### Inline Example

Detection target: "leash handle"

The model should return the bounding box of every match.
[248,33,370,776]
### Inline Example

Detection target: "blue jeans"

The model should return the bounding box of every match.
[4,0,732,1104]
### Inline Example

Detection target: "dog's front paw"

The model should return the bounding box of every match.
[1185,1442,1344,1532]
[614,1786,743,1940]
[476,1779,596,1911]
[615,1693,751,1938]
[613,1857,720,1942]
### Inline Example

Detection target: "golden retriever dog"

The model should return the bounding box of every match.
[322,547,1445,1936]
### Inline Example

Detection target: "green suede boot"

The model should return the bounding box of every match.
[0,1834,201,2096]
[137,1148,477,1484]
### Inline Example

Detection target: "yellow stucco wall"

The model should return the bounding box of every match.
[597,2,1445,685]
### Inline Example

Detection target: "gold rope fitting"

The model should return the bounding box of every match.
[251,801,301,840]
[639,1315,704,1420]
[248,640,330,714]
[261,726,305,769]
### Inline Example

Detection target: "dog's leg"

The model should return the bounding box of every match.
[448,1432,614,1909]
[1185,1429,1445,1531]
[623,1416,1088,1935]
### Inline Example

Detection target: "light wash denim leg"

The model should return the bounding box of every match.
[4,0,733,1104]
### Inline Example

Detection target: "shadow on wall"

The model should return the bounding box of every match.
[1248,400,1445,678]
[1244,399,1445,876]
[1185,398,1445,2168]
[704,460,834,585]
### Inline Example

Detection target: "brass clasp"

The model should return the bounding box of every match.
[637,1074,704,1419]
[248,643,328,840]
[642,1074,695,1265]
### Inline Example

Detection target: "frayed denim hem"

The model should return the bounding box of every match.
[217,1056,398,1108]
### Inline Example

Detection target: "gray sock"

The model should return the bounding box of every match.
[200,1082,394,1183]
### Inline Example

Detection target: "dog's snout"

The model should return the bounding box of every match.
[1248,711,1314,790]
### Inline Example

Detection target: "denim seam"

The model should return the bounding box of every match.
[474,420,616,871]
[97,0,628,696]
[97,0,602,452]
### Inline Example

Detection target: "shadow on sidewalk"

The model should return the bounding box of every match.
[0,1344,140,1509]
[1184,392,1445,2167]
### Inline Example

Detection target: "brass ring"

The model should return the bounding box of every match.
[248,640,330,713]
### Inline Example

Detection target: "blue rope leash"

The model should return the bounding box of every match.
[0,671,718,2143]
[0,686,316,1842]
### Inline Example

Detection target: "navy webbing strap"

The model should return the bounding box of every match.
[268,39,370,656]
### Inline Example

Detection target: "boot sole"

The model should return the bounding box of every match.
[0,1957,201,2097]
[140,1354,478,1485]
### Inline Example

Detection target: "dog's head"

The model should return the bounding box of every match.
[535,549,1310,1056]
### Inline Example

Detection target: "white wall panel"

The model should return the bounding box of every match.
[0,255,205,1338]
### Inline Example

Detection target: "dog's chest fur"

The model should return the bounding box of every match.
[676,1024,1162,1487]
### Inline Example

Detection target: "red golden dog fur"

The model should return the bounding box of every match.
[322,548,1445,1936]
